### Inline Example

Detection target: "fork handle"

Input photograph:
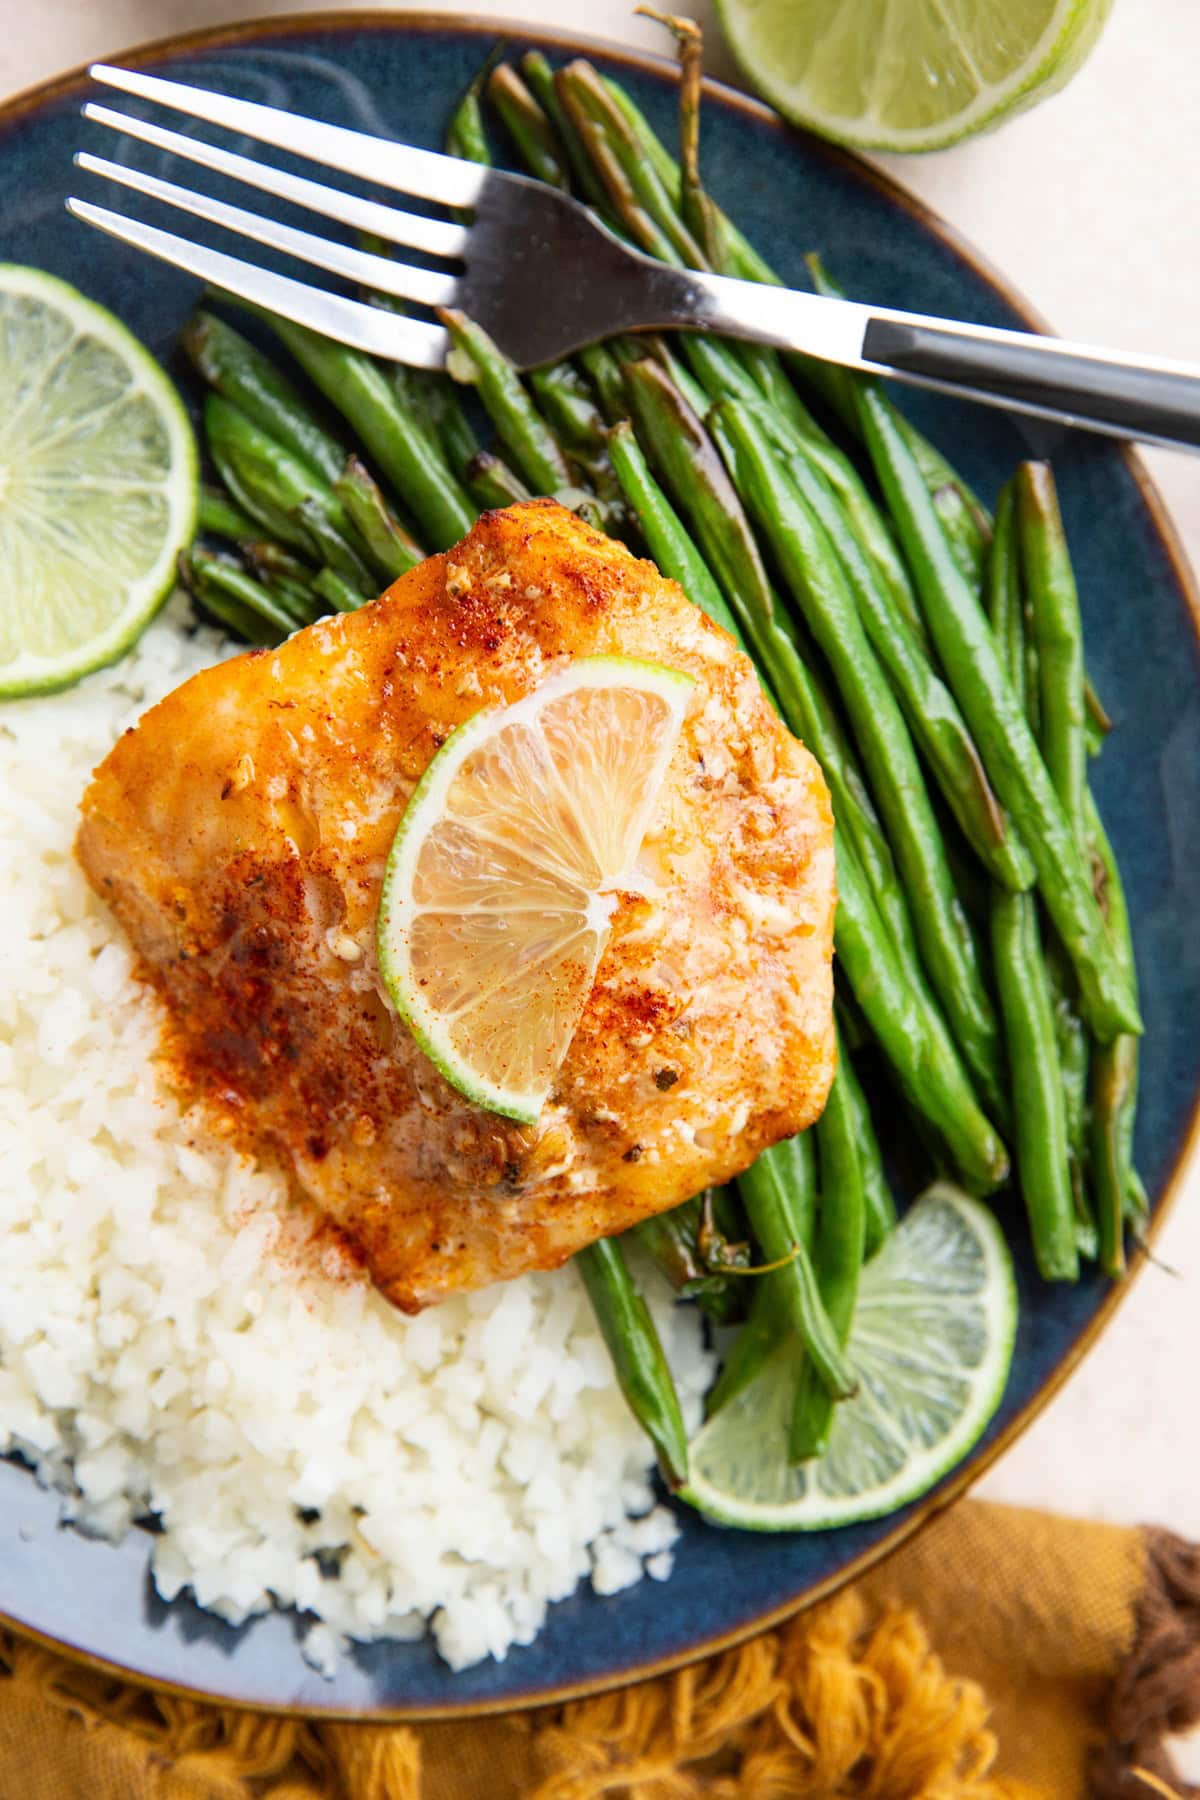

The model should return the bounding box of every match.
[673,267,1200,454]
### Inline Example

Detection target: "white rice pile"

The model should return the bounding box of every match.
[0,600,713,1673]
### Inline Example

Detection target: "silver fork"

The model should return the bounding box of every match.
[70,63,1200,453]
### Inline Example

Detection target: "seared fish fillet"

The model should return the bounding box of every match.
[79,500,836,1311]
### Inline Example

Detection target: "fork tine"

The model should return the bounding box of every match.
[75,153,460,311]
[66,197,449,370]
[82,104,469,263]
[89,64,487,212]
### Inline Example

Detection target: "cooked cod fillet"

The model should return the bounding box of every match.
[78,500,836,1311]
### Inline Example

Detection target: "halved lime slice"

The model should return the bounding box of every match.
[0,266,198,698]
[716,0,1114,153]
[682,1184,1017,1531]
[376,656,694,1123]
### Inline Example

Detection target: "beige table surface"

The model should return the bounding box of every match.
[5,0,1198,1647]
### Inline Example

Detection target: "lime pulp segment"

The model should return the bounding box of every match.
[0,265,198,698]
[376,656,695,1123]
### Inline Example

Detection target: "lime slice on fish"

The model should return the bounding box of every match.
[376,655,694,1123]
[716,0,1114,153]
[682,1184,1017,1530]
[0,266,197,698]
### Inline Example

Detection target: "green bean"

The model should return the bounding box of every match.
[238,543,317,625]
[713,399,1006,1122]
[1085,790,1141,1274]
[181,547,297,641]
[1018,463,1088,845]
[1021,464,1129,1260]
[440,309,573,495]
[529,362,609,458]
[313,567,368,614]
[520,51,611,209]
[465,449,532,510]
[575,1237,689,1488]
[256,315,475,550]
[621,359,1006,1190]
[992,892,1078,1281]
[181,565,278,646]
[432,384,482,485]
[789,1049,867,1460]
[932,483,989,592]
[737,1147,856,1401]
[333,456,424,581]
[855,384,1141,1043]
[988,485,1078,1282]
[890,410,992,574]
[487,63,569,188]
[240,539,312,587]
[607,422,736,635]
[198,483,259,543]
[707,1135,818,1414]
[445,66,491,166]
[558,59,706,266]
[626,362,895,913]
[295,498,376,595]
[183,309,347,487]
[839,819,1006,1191]
[203,392,352,556]
[579,342,632,423]
[390,360,458,467]
[834,1046,897,1258]
[993,493,1086,1224]
[779,440,1033,892]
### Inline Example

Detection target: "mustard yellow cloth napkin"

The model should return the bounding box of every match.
[2,1500,1197,1800]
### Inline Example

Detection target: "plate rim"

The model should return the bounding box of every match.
[2,4,1198,1723]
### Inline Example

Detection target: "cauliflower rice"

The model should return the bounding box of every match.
[0,600,713,1673]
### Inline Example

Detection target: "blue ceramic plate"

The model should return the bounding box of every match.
[2,10,1198,1721]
